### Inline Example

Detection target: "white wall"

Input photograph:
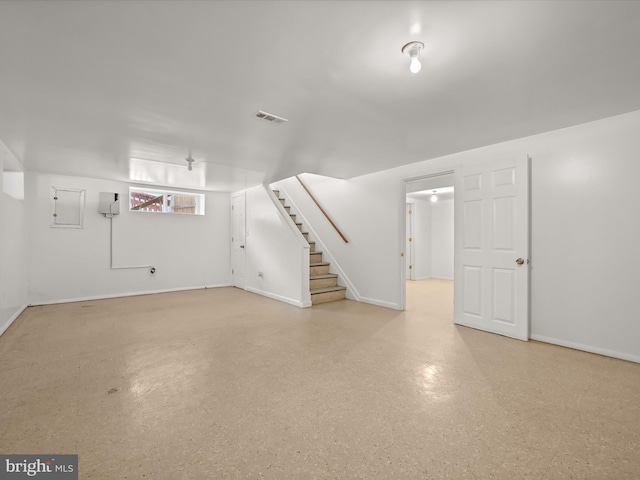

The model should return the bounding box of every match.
[430,199,454,280]
[0,163,28,334]
[292,109,640,362]
[26,172,231,304]
[405,197,453,281]
[528,113,640,362]
[243,185,310,307]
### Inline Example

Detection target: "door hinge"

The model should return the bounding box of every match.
[409,265,412,269]
[408,237,412,242]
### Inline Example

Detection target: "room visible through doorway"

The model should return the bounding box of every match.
[404,172,454,311]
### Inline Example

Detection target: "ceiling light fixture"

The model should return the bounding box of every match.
[431,190,438,203]
[185,147,195,171]
[402,41,424,74]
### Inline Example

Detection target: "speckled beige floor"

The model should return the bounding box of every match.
[1,279,639,479]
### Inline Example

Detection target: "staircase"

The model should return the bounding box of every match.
[273,190,347,305]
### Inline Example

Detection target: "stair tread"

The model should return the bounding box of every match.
[310,273,338,279]
[310,251,323,255]
[311,285,347,294]
[310,262,330,267]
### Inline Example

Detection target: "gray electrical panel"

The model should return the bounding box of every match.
[98,192,120,216]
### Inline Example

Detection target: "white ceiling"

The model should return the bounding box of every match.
[2,1,640,192]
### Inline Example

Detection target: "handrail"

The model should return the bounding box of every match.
[295,175,349,243]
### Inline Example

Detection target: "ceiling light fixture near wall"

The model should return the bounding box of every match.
[402,41,424,74]
[431,190,438,203]
[185,147,195,171]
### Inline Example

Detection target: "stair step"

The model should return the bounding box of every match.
[311,286,347,305]
[302,232,309,240]
[310,273,338,289]
[295,223,303,231]
[310,273,337,280]
[310,251,323,263]
[279,198,285,205]
[284,206,291,213]
[308,241,315,252]
[290,214,296,222]
[311,285,346,295]
[310,262,330,275]
[272,190,280,198]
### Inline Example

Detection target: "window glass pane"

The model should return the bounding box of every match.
[130,190,164,212]
[129,187,204,215]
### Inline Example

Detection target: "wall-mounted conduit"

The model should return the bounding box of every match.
[109,216,155,273]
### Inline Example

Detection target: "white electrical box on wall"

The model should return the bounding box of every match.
[98,192,120,216]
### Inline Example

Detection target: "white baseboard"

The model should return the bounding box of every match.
[244,287,310,308]
[0,303,29,337]
[358,296,402,311]
[204,284,234,289]
[30,284,232,307]
[530,334,640,364]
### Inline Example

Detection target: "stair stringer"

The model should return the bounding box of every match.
[272,182,360,303]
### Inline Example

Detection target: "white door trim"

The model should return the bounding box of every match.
[231,191,246,289]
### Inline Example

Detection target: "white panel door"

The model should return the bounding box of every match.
[454,156,530,341]
[231,193,246,289]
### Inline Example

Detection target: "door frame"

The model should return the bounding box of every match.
[231,191,246,289]
[400,170,456,311]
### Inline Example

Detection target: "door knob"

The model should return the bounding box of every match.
[515,258,525,265]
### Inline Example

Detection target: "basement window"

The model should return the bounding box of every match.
[129,187,205,215]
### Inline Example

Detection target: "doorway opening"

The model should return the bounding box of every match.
[403,172,455,312]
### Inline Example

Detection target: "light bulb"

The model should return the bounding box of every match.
[431,193,437,203]
[402,41,425,75]
[410,56,422,74]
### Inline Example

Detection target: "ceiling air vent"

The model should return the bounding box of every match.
[256,110,288,124]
